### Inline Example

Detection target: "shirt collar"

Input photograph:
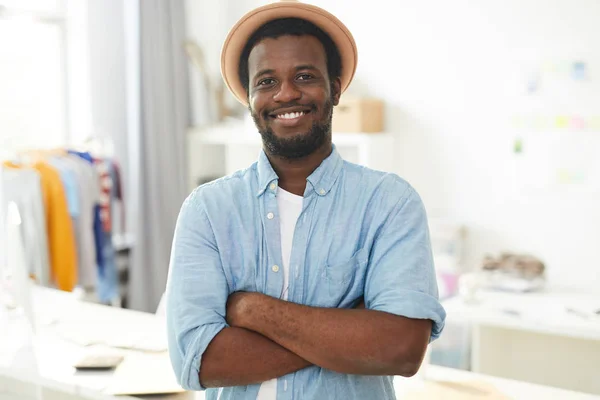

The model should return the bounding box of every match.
[256,150,279,197]
[256,144,343,197]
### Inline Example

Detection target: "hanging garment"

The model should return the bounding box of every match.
[67,152,120,303]
[109,160,126,235]
[62,155,100,289]
[50,156,83,285]
[69,151,105,274]
[96,158,119,304]
[97,229,119,304]
[4,161,78,291]
[0,168,51,286]
[48,157,80,218]
[95,158,113,233]
[34,161,78,291]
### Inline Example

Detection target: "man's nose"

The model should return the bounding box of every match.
[273,80,302,103]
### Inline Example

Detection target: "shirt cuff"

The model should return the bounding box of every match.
[369,289,446,341]
[180,322,227,390]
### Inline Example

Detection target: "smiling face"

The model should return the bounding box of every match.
[247,35,341,159]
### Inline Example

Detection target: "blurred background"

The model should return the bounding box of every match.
[1,0,599,399]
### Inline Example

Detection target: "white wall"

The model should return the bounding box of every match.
[185,0,600,292]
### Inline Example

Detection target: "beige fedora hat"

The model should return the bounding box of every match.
[220,1,358,106]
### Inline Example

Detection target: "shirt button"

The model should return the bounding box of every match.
[319,188,326,195]
[267,212,274,219]
[272,265,280,273]
[270,182,277,190]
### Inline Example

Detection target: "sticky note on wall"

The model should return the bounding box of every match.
[555,116,569,129]
[569,116,585,130]
[589,116,600,131]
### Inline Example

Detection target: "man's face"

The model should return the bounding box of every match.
[247,34,341,159]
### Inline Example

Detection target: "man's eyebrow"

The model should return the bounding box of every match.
[252,65,321,81]
[253,68,275,81]
[295,64,320,72]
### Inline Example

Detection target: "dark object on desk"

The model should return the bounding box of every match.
[482,252,545,279]
[74,354,124,370]
[479,252,545,292]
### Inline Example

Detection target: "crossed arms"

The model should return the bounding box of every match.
[166,187,444,391]
[198,292,432,388]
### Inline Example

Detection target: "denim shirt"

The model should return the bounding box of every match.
[166,146,446,400]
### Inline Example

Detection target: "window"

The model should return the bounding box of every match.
[0,0,67,156]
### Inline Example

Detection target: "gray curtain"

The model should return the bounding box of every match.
[129,0,189,312]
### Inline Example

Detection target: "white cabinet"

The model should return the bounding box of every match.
[187,120,395,191]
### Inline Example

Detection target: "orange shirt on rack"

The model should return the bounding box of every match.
[4,160,78,291]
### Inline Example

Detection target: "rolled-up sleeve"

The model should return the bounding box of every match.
[166,189,228,390]
[365,185,446,341]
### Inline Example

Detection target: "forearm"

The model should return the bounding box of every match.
[239,296,429,376]
[199,326,311,388]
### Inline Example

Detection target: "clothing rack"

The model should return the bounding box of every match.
[0,144,129,307]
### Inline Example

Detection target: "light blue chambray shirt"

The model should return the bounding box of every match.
[166,146,446,400]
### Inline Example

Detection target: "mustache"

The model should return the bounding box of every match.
[262,103,318,119]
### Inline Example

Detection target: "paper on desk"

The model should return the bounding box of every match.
[50,322,168,352]
[103,352,185,395]
[404,380,510,399]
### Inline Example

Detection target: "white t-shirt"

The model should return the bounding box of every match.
[257,187,303,399]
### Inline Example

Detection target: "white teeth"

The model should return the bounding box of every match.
[276,111,305,119]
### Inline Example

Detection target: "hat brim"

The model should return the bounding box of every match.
[221,1,357,106]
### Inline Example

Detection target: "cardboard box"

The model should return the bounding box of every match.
[332,96,384,133]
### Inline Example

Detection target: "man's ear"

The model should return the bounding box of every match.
[331,77,342,106]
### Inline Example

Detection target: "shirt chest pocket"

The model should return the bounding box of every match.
[319,248,369,307]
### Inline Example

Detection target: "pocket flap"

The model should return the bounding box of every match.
[324,247,369,284]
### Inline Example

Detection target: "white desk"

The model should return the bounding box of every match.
[1,286,186,399]
[2,286,599,400]
[443,288,600,395]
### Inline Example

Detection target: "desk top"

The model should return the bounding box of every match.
[443,288,600,340]
[2,286,599,400]
[1,286,183,399]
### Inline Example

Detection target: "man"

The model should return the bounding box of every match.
[166,2,446,399]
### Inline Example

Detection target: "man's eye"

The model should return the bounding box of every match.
[258,78,275,86]
[297,74,312,80]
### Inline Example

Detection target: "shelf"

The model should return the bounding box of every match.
[188,123,393,147]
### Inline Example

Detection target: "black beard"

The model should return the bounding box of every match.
[251,99,334,160]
